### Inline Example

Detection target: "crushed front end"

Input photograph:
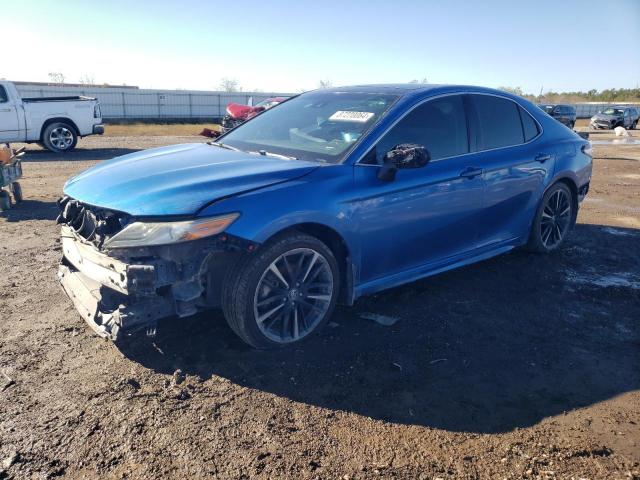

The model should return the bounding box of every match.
[56,196,251,341]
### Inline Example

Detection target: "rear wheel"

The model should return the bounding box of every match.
[11,182,22,203]
[526,182,574,253]
[631,121,638,130]
[42,122,78,153]
[222,232,339,349]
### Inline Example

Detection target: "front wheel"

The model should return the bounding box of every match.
[0,191,11,211]
[42,122,78,153]
[526,183,574,253]
[222,233,339,349]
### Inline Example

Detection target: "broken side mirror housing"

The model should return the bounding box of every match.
[377,143,430,182]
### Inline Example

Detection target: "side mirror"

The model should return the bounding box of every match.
[378,143,430,182]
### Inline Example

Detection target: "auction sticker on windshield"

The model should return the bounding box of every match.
[329,111,375,122]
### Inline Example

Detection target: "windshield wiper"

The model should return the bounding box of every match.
[249,150,298,161]
[208,141,241,152]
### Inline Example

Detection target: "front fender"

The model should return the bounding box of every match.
[197,164,360,258]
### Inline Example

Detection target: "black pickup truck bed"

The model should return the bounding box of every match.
[21,96,96,102]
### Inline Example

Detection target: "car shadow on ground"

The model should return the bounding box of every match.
[20,147,139,162]
[0,199,59,221]
[120,223,640,434]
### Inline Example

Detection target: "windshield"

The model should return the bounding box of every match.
[538,104,554,113]
[602,108,624,115]
[220,91,400,163]
[255,98,284,109]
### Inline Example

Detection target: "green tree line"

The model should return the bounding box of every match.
[499,86,640,103]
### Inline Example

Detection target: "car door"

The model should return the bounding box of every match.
[0,85,21,142]
[352,94,484,283]
[467,94,554,247]
[623,109,631,128]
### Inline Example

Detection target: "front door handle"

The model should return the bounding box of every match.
[0,108,12,112]
[535,153,551,163]
[459,167,483,179]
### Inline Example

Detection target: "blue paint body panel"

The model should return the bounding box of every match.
[64,84,592,301]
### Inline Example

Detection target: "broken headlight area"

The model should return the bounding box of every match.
[57,196,131,249]
[57,198,255,341]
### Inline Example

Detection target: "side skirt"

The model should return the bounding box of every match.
[354,238,522,299]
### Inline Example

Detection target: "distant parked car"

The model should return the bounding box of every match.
[0,80,104,152]
[57,84,592,348]
[537,104,577,129]
[590,106,639,130]
[221,97,289,133]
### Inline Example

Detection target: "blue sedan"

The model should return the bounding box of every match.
[57,84,592,348]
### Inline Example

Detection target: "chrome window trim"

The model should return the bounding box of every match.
[354,91,544,167]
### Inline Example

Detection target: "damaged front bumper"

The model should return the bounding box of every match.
[57,225,249,341]
[58,225,181,340]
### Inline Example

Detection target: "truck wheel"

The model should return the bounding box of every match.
[11,182,22,203]
[0,191,11,211]
[42,122,78,153]
[525,182,574,253]
[631,121,638,130]
[222,232,340,349]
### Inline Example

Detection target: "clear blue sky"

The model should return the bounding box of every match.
[3,0,639,93]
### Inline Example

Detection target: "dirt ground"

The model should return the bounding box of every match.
[102,124,220,137]
[0,131,638,479]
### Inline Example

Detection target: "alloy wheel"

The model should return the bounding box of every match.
[49,127,74,150]
[253,247,334,343]
[540,189,572,249]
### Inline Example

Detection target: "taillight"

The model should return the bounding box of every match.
[94,103,101,118]
[581,143,592,157]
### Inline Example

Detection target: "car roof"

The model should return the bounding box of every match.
[321,83,529,101]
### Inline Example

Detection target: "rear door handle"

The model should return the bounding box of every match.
[459,167,483,179]
[535,153,551,163]
[0,108,12,112]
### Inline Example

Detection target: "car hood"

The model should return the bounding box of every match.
[63,143,319,216]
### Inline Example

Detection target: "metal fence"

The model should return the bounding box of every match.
[14,83,640,121]
[15,84,294,121]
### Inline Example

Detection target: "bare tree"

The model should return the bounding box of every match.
[219,78,241,92]
[79,74,95,85]
[498,86,524,96]
[48,72,66,85]
[318,79,333,89]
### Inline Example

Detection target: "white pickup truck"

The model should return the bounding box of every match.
[0,80,104,152]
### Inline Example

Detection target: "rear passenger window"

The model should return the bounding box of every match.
[471,95,525,150]
[0,87,7,103]
[369,94,468,164]
[519,107,539,142]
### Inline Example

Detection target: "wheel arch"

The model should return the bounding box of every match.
[40,117,80,141]
[263,222,355,305]
[553,176,579,225]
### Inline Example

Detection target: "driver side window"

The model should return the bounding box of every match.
[363,95,469,165]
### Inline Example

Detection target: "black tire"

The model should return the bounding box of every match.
[42,122,78,153]
[11,182,22,203]
[631,121,638,130]
[221,232,340,349]
[526,182,575,253]
[0,191,11,211]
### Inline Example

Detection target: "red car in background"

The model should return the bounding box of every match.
[200,97,288,138]
[221,97,289,132]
